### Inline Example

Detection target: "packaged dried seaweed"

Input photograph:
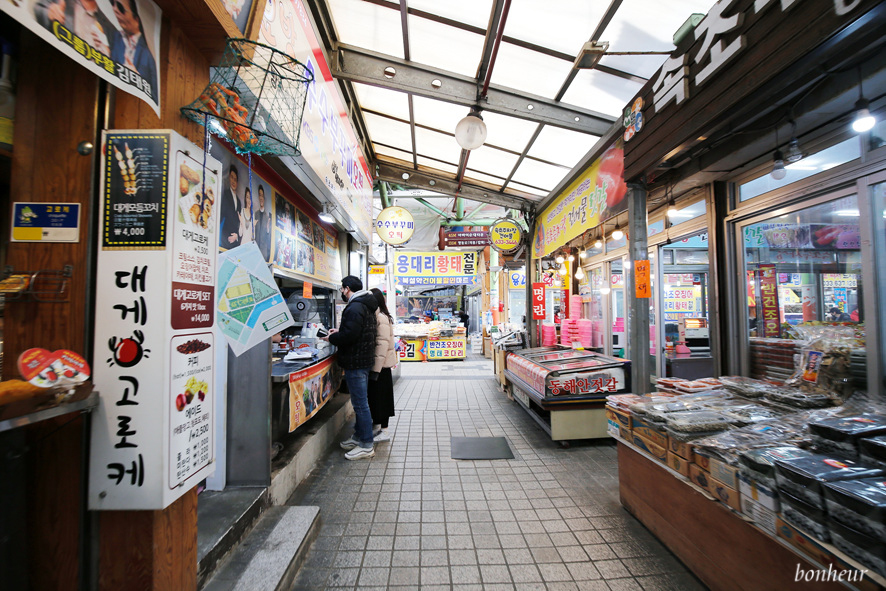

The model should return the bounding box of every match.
[809,415,886,459]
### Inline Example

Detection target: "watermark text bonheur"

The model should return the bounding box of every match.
[795,564,868,583]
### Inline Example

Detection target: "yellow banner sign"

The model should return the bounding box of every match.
[395,252,478,286]
[369,265,386,275]
[489,219,522,253]
[533,140,628,259]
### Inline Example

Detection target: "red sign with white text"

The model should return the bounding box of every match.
[532,283,546,319]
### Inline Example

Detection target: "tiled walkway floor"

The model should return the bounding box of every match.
[287,355,706,591]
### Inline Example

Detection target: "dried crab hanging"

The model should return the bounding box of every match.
[181,39,313,156]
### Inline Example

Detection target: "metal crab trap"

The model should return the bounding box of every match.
[181,39,313,156]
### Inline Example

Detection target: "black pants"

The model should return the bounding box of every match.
[367,367,395,428]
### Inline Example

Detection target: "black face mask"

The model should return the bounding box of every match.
[341,290,349,302]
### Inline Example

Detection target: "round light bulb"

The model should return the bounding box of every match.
[852,99,876,133]
[454,113,487,150]
[600,287,611,295]
[574,266,585,280]
[594,239,603,249]
[558,264,568,276]
[771,159,786,180]
[612,229,624,240]
[624,260,631,270]
[579,250,588,259]
[667,205,679,218]
[555,255,564,264]
[567,254,575,262]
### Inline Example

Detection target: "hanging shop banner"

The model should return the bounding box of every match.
[395,251,478,285]
[759,264,780,338]
[489,219,523,253]
[259,0,373,241]
[217,242,295,356]
[0,0,162,116]
[507,272,526,290]
[398,338,467,362]
[103,133,169,250]
[444,230,491,248]
[375,206,414,245]
[90,129,219,511]
[369,265,386,275]
[533,140,627,258]
[11,202,81,242]
[532,283,546,319]
[288,356,341,432]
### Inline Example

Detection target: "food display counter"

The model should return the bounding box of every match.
[270,346,341,442]
[505,346,632,442]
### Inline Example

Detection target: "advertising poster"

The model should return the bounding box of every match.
[171,151,220,329]
[759,264,780,338]
[11,202,81,242]
[426,338,467,360]
[169,333,213,487]
[217,242,294,356]
[533,140,627,258]
[271,191,341,284]
[395,252,478,286]
[103,132,168,249]
[288,356,341,431]
[1,0,162,115]
[259,0,373,241]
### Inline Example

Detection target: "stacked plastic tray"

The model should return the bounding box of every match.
[541,322,558,346]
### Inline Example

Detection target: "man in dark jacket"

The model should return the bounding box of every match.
[325,275,378,460]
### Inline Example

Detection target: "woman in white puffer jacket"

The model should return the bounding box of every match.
[368,288,397,441]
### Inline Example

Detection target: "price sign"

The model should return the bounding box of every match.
[532,283,546,319]
[303,282,313,298]
[635,260,651,299]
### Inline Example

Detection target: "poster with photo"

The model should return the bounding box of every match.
[296,209,312,245]
[2,0,162,115]
[296,240,314,276]
[253,183,273,262]
[312,221,325,249]
[275,193,293,235]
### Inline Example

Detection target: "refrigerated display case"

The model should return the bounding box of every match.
[505,345,632,442]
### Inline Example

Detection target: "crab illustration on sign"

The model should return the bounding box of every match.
[108,330,151,368]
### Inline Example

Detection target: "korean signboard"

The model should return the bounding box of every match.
[259,0,373,241]
[395,251,478,286]
[759,264,780,338]
[288,356,341,431]
[90,130,219,510]
[822,273,857,288]
[534,140,627,258]
[399,338,467,361]
[444,230,490,248]
[369,265,386,275]
[508,272,526,290]
[532,283,546,319]
[376,206,414,245]
[489,219,523,253]
[11,202,80,242]
[0,0,162,116]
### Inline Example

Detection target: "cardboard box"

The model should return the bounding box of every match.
[606,406,632,430]
[693,449,711,471]
[632,416,667,448]
[619,426,631,441]
[667,436,692,460]
[667,451,691,477]
[632,433,666,463]
[607,418,619,438]
[775,517,838,569]
[689,462,712,492]
[708,457,740,490]
[741,494,778,536]
[709,476,742,512]
[738,472,780,512]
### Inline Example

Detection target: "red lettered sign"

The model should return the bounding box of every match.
[532,283,546,319]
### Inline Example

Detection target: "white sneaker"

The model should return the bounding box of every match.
[340,436,360,450]
[372,424,382,436]
[344,446,375,460]
[374,429,391,442]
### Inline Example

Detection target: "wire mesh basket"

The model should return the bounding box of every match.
[181,39,313,156]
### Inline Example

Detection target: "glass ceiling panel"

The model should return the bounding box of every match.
[466,146,521,179]
[480,111,540,151]
[560,68,644,118]
[405,0,494,30]
[506,182,547,200]
[353,83,411,121]
[417,156,459,177]
[414,127,461,167]
[504,0,609,57]
[488,41,575,99]
[511,158,569,192]
[374,144,414,163]
[363,112,413,151]
[463,170,505,188]
[412,96,468,136]
[408,16,485,79]
[528,126,599,170]
[328,0,405,58]
[598,0,714,78]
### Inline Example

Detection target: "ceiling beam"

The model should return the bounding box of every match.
[376,161,536,211]
[332,44,615,135]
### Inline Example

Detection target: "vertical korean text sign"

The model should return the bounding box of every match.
[89,130,221,510]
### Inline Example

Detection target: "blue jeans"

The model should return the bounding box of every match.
[344,368,373,447]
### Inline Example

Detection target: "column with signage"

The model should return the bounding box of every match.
[89,130,220,510]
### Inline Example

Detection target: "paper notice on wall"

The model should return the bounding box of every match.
[216,241,294,356]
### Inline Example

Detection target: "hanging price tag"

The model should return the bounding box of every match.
[303,282,313,298]
[635,260,651,299]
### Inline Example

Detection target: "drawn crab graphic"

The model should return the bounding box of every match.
[108,330,151,368]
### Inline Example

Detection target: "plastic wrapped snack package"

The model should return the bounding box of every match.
[824,478,886,542]
[774,454,883,510]
[808,415,886,459]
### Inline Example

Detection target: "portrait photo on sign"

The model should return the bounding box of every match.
[296,209,312,245]
[312,220,325,249]
[275,193,293,235]
[296,240,314,275]
[253,183,273,262]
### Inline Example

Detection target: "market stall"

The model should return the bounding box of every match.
[505,345,631,441]
[270,343,340,443]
